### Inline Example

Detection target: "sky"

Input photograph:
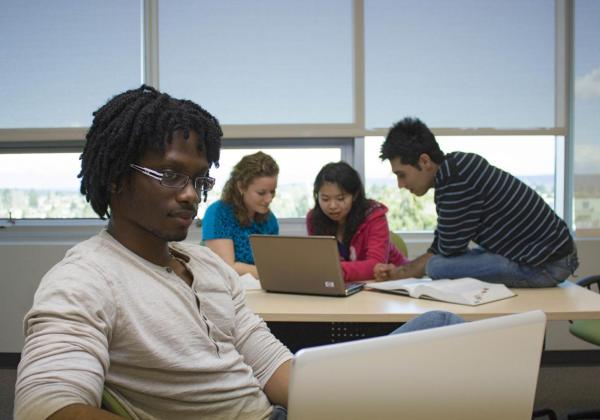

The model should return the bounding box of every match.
[0,136,553,192]
[0,148,342,191]
[365,136,556,180]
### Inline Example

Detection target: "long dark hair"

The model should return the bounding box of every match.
[310,161,370,246]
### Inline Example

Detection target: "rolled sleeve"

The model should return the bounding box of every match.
[229,275,292,388]
[14,264,116,420]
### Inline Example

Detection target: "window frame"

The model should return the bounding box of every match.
[1,0,588,236]
[0,138,354,242]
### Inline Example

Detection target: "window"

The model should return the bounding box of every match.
[204,144,345,219]
[0,0,140,128]
[364,0,555,129]
[0,152,94,219]
[0,1,587,237]
[159,0,353,125]
[573,0,600,231]
[364,136,556,231]
[0,144,346,220]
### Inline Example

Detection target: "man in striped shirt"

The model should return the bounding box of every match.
[374,117,578,288]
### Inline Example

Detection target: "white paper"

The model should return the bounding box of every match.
[239,273,262,290]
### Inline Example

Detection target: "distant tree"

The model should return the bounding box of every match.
[28,190,39,207]
[367,185,437,231]
[0,189,11,215]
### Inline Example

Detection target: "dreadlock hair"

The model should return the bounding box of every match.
[79,85,222,219]
[380,117,445,167]
[221,151,279,226]
[310,161,371,247]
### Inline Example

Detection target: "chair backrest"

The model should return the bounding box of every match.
[390,231,408,256]
[569,275,600,346]
[101,386,135,419]
[566,278,600,420]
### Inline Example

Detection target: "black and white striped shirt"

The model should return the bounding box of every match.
[429,152,573,266]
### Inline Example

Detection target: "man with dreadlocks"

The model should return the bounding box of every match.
[14,86,293,420]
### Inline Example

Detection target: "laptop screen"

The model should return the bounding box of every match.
[250,235,362,296]
[288,310,546,420]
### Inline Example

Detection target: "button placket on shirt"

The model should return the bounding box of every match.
[160,264,221,357]
[194,290,220,358]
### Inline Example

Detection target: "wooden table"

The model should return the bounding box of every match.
[245,280,600,322]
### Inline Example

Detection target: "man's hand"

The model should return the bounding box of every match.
[373,263,400,281]
[373,252,433,281]
[374,263,411,281]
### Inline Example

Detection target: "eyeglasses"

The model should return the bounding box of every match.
[129,164,215,202]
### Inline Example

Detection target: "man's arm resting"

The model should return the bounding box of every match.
[47,404,122,420]
[374,252,433,281]
[263,359,292,408]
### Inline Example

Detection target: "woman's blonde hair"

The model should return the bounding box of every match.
[221,151,279,226]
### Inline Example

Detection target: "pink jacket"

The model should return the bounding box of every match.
[306,201,409,282]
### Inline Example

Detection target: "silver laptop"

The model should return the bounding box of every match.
[288,310,547,420]
[249,235,363,297]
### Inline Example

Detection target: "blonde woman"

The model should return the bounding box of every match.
[202,151,279,278]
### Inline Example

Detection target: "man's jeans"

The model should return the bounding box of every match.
[426,247,579,288]
[268,310,465,420]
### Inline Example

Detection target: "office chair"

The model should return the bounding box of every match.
[390,231,408,257]
[567,275,600,420]
[101,386,134,419]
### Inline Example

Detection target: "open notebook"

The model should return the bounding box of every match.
[367,277,516,306]
[288,310,547,420]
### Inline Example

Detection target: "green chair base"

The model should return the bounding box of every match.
[101,387,134,419]
[390,231,408,257]
[569,319,600,346]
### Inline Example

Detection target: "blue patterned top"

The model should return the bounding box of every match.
[202,200,279,264]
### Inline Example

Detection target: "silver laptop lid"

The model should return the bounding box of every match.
[288,310,547,420]
[249,235,362,297]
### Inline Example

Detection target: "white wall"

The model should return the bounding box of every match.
[0,243,72,352]
[1,225,599,352]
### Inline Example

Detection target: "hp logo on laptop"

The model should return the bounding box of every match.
[324,281,335,288]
